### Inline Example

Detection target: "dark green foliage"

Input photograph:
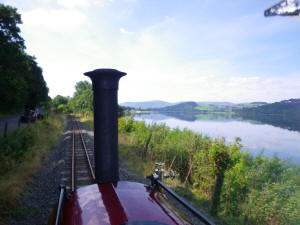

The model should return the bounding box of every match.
[0,4,24,50]
[74,81,91,97]
[0,4,49,114]
[0,126,34,175]
[52,95,69,112]
[66,81,93,115]
[118,105,125,117]
[119,118,300,224]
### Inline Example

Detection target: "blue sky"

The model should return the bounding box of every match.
[3,0,300,103]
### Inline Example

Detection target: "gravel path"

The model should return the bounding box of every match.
[10,115,212,225]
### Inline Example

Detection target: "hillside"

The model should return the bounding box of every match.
[197,101,236,106]
[235,98,300,131]
[120,100,175,109]
[235,99,300,115]
[153,101,199,112]
[121,100,269,112]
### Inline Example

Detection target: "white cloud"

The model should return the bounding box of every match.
[120,28,133,34]
[99,17,299,103]
[57,0,90,8]
[12,1,300,103]
[21,8,87,31]
[93,0,116,7]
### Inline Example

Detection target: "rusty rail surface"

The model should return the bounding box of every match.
[74,119,95,180]
[70,118,95,191]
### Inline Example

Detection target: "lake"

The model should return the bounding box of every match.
[134,113,300,164]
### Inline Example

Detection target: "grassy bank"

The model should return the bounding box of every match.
[118,116,300,225]
[76,115,300,224]
[0,113,65,223]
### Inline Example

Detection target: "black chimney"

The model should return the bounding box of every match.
[84,69,126,184]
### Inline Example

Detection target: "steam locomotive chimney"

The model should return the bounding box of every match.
[84,69,126,184]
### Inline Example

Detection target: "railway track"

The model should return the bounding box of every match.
[62,118,95,192]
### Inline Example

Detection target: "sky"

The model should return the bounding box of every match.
[3,0,300,103]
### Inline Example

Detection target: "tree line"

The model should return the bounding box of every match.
[52,80,124,117]
[0,4,48,114]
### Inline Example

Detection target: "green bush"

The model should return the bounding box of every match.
[0,126,34,175]
[119,116,300,224]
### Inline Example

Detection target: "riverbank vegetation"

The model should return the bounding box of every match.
[0,113,65,223]
[118,116,300,225]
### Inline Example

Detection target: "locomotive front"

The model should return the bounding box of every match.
[50,69,212,225]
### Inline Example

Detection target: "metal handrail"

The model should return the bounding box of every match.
[72,121,75,192]
[148,175,214,225]
[55,185,65,225]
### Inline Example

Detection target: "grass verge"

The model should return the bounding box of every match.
[118,132,217,223]
[0,113,65,224]
[79,116,93,129]
[70,113,94,130]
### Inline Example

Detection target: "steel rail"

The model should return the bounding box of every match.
[71,120,75,192]
[74,120,96,181]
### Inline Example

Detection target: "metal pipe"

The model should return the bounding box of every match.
[55,185,65,225]
[156,179,214,225]
[71,120,75,192]
[84,69,126,184]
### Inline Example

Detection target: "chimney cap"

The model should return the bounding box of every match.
[84,68,126,78]
[84,68,126,90]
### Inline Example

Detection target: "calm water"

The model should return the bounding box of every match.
[134,113,300,164]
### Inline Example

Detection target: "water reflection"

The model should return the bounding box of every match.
[134,113,300,164]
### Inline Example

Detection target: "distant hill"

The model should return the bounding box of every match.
[154,101,199,112]
[249,102,268,105]
[121,100,269,112]
[197,101,236,106]
[235,98,300,131]
[120,100,175,109]
[235,102,269,109]
[235,99,300,115]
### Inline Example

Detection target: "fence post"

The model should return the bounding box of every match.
[4,121,8,138]
[143,133,152,159]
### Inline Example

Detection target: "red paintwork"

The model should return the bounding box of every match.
[61,181,191,225]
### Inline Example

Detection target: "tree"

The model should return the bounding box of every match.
[0,4,48,113]
[74,81,92,96]
[0,3,24,50]
[52,95,69,108]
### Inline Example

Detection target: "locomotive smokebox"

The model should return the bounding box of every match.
[84,69,126,184]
